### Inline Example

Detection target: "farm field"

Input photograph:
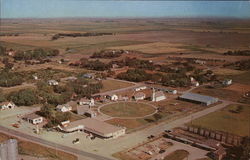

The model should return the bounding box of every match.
[100,79,134,92]
[1,18,250,59]
[189,104,250,137]
[193,86,244,102]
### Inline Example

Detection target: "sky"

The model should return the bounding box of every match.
[1,0,250,18]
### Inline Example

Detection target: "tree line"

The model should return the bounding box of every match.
[51,32,114,40]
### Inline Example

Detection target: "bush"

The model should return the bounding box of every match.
[0,70,23,87]
[8,89,39,106]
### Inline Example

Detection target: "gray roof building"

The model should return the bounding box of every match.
[179,92,219,106]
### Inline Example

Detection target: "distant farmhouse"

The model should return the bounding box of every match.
[56,104,72,112]
[222,79,232,86]
[134,92,146,101]
[0,102,15,110]
[106,94,118,101]
[48,80,59,86]
[179,92,219,106]
[78,98,95,106]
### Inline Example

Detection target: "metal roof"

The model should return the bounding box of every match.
[179,92,218,104]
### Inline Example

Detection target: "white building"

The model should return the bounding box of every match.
[56,104,72,112]
[135,86,147,91]
[152,90,166,102]
[24,113,43,125]
[0,102,15,110]
[78,98,95,106]
[134,92,146,101]
[223,79,232,86]
[48,80,59,86]
[80,118,125,139]
[0,139,18,160]
[107,94,118,101]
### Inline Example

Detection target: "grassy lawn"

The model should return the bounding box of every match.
[164,150,189,160]
[0,133,77,160]
[101,102,155,118]
[100,79,134,92]
[189,104,250,137]
[193,86,242,102]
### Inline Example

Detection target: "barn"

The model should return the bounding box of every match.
[179,93,219,106]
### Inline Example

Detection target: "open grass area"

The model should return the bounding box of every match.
[0,133,77,160]
[101,102,155,118]
[100,79,134,92]
[223,71,250,85]
[164,150,189,160]
[193,86,243,102]
[189,104,250,137]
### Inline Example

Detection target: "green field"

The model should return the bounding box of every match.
[100,102,155,118]
[100,79,134,92]
[189,104,250,136]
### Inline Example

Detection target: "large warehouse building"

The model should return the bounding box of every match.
[179,93,219,106]
[81,118,126,139]
[60,118,125,139]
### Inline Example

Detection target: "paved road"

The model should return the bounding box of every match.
[0,126,113,160]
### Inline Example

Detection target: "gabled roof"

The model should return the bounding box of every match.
[57,104,71,109]
[0,101,14,106]
[24,113,42,120]
[134,92,145,98]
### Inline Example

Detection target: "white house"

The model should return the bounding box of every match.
[152,90,166,102]
[223,79,232,86]
[107,94,118,101]
[134,92,146,101]
[48,80,59,86]
[78,98,95,106]
[135,86,147,91]
[32,75,38,80]
[56,104,72,112]
[0,102,15,110]
[24,113,43,125]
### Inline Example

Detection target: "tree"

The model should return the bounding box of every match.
[8,89,39,106]
[224,137,250,160]
[0,46,5,55]
[0,89,5,102]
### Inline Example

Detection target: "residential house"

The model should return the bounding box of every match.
[222,79,232,86]
[0,102,15,110]
[48,80,59,86]
[24,113,43,125]
[134,86,147,91]
[78,98,95,106]
[56,104,72,112]
[106,94,118,101]
[134,92,146,101]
